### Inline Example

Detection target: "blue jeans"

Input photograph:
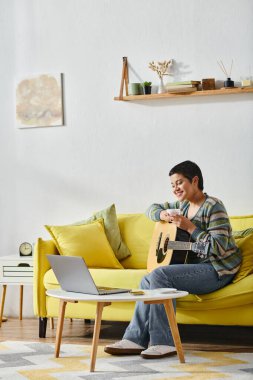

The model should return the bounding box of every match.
[123,263,234,347]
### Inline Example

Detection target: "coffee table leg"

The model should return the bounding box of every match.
[55,300,67,358]
[163,300,185,363]
[0,285,7,327]
[90,302,111,372]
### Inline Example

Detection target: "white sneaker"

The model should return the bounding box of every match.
[141,345,177,359]
[104,339,145,355]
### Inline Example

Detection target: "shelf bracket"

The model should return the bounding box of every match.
[119,57,129,100]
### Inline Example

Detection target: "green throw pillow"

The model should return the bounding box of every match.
[232,228,253,239]
[232,231,253,283]
[75,204,131,261]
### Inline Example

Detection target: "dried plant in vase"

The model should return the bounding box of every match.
[149,60,173,93]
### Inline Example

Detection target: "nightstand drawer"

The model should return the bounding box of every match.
[0,258,34,283]
[3,266,33,277]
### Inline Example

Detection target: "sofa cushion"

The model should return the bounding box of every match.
[45,220,123,269]
[177,274,253,310]
[44,268,253,310]
[118,214,154,269]
[44,268,148,290]
[75,204,131,261]
[232,232,253,283]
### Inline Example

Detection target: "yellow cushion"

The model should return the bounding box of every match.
[117,214,154,269]
[45,220,123,269]
[232,233,253,283]
[75,204,131,261]
[178,274,253,310]
[44,267,148,290]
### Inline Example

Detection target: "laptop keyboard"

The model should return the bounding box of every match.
[97,287,130,294]
[98,287,115,291]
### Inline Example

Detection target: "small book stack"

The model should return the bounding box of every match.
[166,81,201,93]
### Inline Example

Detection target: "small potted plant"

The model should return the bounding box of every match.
[143,81,152,94]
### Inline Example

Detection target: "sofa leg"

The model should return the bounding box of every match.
[39,317,48,338]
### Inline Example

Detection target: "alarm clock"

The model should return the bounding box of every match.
[19,242,33,257]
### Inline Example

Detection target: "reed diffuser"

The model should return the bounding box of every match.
[217,59,234,88]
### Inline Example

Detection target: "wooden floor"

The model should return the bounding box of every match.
[0,318,252,352]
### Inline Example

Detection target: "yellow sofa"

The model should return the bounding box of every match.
[33,214,253,337]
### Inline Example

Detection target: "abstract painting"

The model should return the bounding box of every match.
[16,73,63,128]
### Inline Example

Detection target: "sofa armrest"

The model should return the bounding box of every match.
[33,238,59,317]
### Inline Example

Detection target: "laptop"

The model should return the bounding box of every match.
[47,255,130,295]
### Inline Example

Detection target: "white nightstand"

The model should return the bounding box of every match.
[0,255,33,326]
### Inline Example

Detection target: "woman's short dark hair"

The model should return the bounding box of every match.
[169,160,204,190]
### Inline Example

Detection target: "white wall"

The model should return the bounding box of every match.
[0,0,253,317]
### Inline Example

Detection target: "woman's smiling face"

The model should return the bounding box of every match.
[170,173,198,201]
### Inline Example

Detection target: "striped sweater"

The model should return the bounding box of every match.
[146,195,242,277]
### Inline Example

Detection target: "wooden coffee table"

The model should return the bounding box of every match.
[46,288,188,372]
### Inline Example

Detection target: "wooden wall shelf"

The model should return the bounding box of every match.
[114,57,253,101]
[114,87,253,101]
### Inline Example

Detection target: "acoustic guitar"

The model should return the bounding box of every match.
[147,222,209,272]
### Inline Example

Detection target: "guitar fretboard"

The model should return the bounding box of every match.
[167,241,192,251]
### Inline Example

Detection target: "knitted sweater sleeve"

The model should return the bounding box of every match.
[191,201,232,259]
[145,201,180,221]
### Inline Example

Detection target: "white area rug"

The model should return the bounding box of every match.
[0,341,253,379]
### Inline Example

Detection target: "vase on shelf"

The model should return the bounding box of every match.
[224,77,234,88]
[158,77,166,94]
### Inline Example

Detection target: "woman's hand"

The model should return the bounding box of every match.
[160,210,170,222]
[170,215,196,235]
[160,211,196,235]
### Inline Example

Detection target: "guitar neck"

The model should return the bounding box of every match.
[167,241,192,251]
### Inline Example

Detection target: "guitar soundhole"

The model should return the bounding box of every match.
[157,249,165,263]
[156,235,171,263]
[156,232,166,263]
[163,236,170,252]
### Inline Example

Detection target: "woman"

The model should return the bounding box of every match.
[105,160,241,359]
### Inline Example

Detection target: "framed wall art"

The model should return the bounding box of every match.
[16,73,64,128]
